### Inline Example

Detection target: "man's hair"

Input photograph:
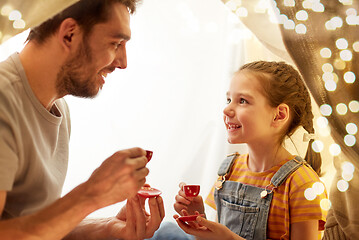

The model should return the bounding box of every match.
[27,0,141,44]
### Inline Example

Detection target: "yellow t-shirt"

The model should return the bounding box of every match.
[205,154,327,240]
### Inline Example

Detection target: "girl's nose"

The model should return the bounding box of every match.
[223,105,234,117]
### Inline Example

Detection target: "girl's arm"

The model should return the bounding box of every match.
[291,220,319,240]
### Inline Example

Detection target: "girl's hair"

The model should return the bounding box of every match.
[239,61,322,175]
[27,0,141,44]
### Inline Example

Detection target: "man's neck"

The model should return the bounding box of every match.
[19,41,64,111]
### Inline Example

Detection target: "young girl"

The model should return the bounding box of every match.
[173,61,328,240]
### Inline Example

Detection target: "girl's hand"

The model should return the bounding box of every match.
[173,215,244,240]
[173,182,205,216]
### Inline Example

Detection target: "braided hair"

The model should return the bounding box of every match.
[239,61,322,175]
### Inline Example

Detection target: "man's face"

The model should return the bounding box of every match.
[56,3,131,98]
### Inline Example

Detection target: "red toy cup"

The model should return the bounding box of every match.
[146,150,153,162]
[184,185,200,197]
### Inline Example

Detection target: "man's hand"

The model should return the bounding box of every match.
[108,194,165,239]
[82,147,149,209]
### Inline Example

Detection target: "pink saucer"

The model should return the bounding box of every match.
[137,187,162,198]
[178,214,205,222]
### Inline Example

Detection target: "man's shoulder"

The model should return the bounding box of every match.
[0,54,21,92]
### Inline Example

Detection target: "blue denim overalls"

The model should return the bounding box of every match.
[214,153,307,240]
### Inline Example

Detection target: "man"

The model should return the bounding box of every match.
[0,0,165,239]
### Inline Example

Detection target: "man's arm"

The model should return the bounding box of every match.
[0,148,149,240]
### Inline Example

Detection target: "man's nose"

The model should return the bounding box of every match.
[113,47,127,69]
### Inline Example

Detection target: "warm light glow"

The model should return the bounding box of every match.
[329,143,341,156]
[255,0,269,13]
[333,59,346,70]
[304,188,316,201]
[312,2,325,12]
[346,8,357,16]
[339,0,353,5]
[324,80,336,91]
[316,116,329,128]
[332,17,343,28]
[278,14,288,24]
[336,103,348,115]
[336,38,348,49]
[340,49,353,61]
[322,63,333,73]
[342,171,354,181]
[322,72,334,81]
[284,19,295,29]
[225,1,238,11]
[353,41,359,52]
[320,104,332,116]
[1,5,13,16]
[13,19,26,29]
[8,10,21,21]
[337,179,349,192]
[296,10,308,21]
[312,140,324,153]
[344,134,356,147]
[344,71,356,83]
[284,0,295,7]
[346,15,358,25]
[320,198,331,211]
[312,182,325,195]
[342,161,355,174]
[236,7,248,17]
[346,123,358,135]
[349,100,359,113]
[317,126,331,137]
[320,48,332,58]
[302,0,313,9]
[295,24,307,34]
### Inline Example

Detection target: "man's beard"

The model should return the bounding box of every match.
[56,40,100,98]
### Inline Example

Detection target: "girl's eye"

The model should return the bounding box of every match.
[226,98,231,104]
[239,98,248,104]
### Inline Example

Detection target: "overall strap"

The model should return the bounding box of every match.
[270,156,307,188]
[215,153,239,189]
[260,156,307,199]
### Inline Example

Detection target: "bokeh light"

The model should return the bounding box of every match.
[319,104,332,116]
[344,71,356,83]
[320,198,331,211]
[348,100,359,113]
[320,48,332,58]
[312,182,325,195]
[344,135,356,147]
[312,140,324,153]
[337,179,349,192]
[304,188,317,201]
[336,38,348,49]
[316,116,329,128]
[336,103,348,115]
[329,143,341,156]
[346,123,358,134]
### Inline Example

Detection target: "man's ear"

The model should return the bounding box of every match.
[57,18,80,52]
[272,103,290,127]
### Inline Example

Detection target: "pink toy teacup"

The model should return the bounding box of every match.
[184,185,200,197]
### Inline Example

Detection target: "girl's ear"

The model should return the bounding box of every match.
[272,103,290,127]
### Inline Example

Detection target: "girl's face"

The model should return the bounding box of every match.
[223,71,277,145]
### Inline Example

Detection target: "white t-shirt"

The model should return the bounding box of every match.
[0,53,71,219]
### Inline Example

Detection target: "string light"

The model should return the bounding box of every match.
[320,48,332,58]
[296,10,308,21]
[312,140,324,153]
[322,63,333,72]
[340,49,353,61]
[336,38,348,49]
[348,100,359,113]
[343,71,356,83]
[337,179,349,192]
[320,198,331,211]
[344,134,356,147]
[336,103,348,115]
[319,104,332,116]
[295,23,307,34]
[329,143,341,156]
[346,123,358,134]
